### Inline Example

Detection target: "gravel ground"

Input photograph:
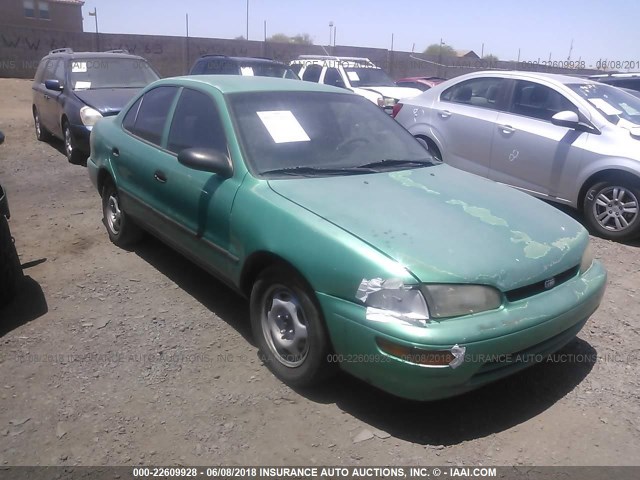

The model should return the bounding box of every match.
[0,78,639,467]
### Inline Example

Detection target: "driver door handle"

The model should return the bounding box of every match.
[498,124,515,135]
[154,170,167,183]
[438,110,452,118]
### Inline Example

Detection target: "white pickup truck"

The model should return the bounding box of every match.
[289,55,422,113]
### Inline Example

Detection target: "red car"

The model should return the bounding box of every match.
[395,76,446,91]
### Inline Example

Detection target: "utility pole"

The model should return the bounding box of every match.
[185,13,190,74]
[246,0,249,40]
[88,8,99,51]
[329,21,333,46]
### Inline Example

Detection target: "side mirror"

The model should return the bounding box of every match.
[551,110,580,129]
[177,148,233,178]
[45,79,63,91]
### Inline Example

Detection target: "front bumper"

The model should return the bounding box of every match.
[69,123,91,154]
[317,260,607,401]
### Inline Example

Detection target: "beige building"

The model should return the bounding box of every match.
[0,0,85,32]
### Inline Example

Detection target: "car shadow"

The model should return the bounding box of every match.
[132,235,253,344]
[0,275,49,337]
[44,137,87,167]
[299,337,596,445]
[131,236,597,444]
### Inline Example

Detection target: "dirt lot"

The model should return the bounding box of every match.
[0,78,639,467]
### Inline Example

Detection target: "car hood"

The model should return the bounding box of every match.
[268,165,588,291]
[73,88,142,116]
[356,86,423,101]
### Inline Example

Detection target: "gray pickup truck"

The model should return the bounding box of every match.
[0,131,23,306]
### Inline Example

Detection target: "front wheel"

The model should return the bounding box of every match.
[102,180,143,247]
[34,109,51,142]
[250,265,334,388]
[583,179,640,241]
[63,121,86,164]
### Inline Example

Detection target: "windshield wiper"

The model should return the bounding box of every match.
[261,166,375,177]
[355,158,433,170]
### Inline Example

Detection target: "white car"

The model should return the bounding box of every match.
[393,71,640,241]
[290,55,421,113]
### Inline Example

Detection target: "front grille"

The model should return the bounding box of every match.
[505,265,579,302]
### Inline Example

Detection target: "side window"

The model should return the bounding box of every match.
[53,59,66,84]
[122,96,143,131]
[43,59,58,81]
[510,80,578,121]
[34,60,47,83]
[127,86,178,145]
[167,88,227,154]
[289,64,302,75]
[323,68,345,88]
[441,77,505,109]
[302,64,322,83]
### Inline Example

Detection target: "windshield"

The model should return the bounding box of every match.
[568,83,640,126]
[240,62,299,79]
[228,91,434,177]
[70,58,159,90]
[344,68,395,88]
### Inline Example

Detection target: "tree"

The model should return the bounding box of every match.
[234,35,246,41]
[483,54,499,63]
[268,33,314,45]
[423,43,456,57]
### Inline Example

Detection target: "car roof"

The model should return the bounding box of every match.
[463,70,595,86]
[152,75,351,95]
[44,51,148,61]
[195,55,287,65]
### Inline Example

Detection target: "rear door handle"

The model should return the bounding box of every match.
[438,110,452,118]
[498,124,515,135]
[154,170,167,183]
[112,147,120,157]
[44,94,50,100]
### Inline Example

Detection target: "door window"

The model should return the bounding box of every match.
[43,59,58,81]
[509,80,577,121]
[323,68,345,88]
[125,86,178,145]
[441,77,505,109]
[167,88,227,154]
[302,64,322,82]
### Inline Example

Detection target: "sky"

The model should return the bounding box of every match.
[81,0,639,68]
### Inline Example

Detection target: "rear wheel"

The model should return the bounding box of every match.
[583,179,640,241]
[101,180,143,247]
[415,135,442,162]
[0,216,23,307]
[33,108,51,142]
[250,265,334,388]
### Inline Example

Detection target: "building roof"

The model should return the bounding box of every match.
[50,0,85,5]
[455,49,479,58]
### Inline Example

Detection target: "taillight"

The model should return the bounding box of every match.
[391,103,403,118]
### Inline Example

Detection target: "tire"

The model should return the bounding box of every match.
[0,215,23,307]
[63,120,87,164]
[416,135,442,162]
[583,179,640,241]
[33,108,51,142]
[250,265,334,388]
[101,180,143,247]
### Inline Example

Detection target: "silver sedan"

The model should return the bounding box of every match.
[393,71,640,241]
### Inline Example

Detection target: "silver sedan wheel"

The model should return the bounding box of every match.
[593,186,639,232]
[106,194,122,235]
[34,113,42,138]
[64,125,73,158]
[261,285,309,368]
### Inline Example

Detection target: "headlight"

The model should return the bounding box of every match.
[579,241,593,274]
[80,106,103,127]
[420,284,502,318]
[357,278,429,327]
[376,96,397,108]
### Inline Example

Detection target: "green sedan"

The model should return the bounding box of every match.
[87,76,607,401]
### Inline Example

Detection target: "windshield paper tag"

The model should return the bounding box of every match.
[240,66,254,76]
[71,61,87,73]
[588,98,622,116]
[74,81,91,89]
[347,71,360,82]
[257,111,311,143]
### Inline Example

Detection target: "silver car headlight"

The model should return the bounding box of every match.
[579,241,594,274]
[80,106,103,127]
[420,284,502,318]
